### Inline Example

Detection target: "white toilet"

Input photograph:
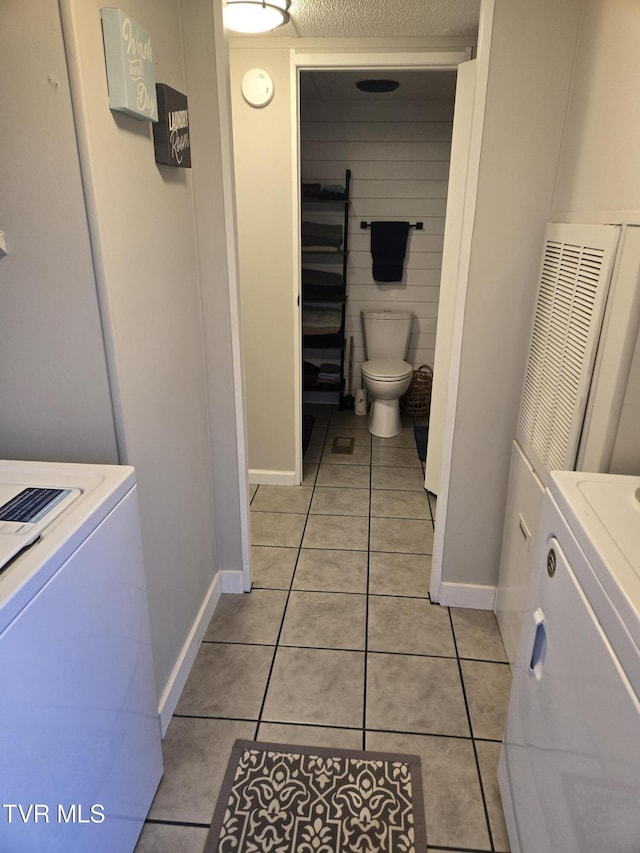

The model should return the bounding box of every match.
[361,310,414,438]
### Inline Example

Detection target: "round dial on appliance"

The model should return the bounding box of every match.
[241,68,274,107]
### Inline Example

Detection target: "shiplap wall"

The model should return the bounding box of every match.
[301,96,455,392]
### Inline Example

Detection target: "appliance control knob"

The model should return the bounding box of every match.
[547,548,556,578]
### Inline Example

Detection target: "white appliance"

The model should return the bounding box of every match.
[0,460,163,853]
[499,471,640,852]
[496,223,640,664]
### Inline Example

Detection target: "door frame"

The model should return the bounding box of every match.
[291,47,473,485]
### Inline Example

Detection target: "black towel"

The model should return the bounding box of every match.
[370,221,410,282]
[302,220,343,249]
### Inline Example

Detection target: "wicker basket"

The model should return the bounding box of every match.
[402,364,433,417]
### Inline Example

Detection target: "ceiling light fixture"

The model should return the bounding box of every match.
[356,79,400,93]
[224,0,291,33]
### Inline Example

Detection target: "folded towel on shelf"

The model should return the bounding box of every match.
[318,363,341,383]
[302,268,344,286]
[302,268,345,301]
[302,182,321,199]
[303,361,320,381]
[303,307,342,335]
[370,221,410,282]
[318,184,346,200]
[302,221,343,249]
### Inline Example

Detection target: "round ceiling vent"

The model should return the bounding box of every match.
[356,79,400,93]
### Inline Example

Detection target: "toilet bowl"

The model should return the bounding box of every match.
[361,310,414,438]
[361,359,413,436]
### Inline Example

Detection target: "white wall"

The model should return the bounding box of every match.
[0,0,119,464]
[181,0,249,579]
[301,92,454,386]
[425,60,477,496]
[61,0,218,700]
[435,0,582,596]
[552,0,640,224]
[229,46,298,482]
[1,0,247,714]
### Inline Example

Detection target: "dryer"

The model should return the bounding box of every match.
[499,471,640,852]
[0,460,163,852]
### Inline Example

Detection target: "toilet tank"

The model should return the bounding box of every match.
[361,310,413,360]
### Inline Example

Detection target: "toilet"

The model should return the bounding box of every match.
[361,310,414,438]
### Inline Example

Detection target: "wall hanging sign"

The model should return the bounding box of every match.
[153,85,191,168]
[100,8,158,121]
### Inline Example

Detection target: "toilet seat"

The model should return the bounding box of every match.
[362,358,412,382]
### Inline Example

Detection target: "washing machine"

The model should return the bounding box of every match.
[0,460,163,852]
[498,471,640,852]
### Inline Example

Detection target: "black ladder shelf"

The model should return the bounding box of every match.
[301,169,351,407]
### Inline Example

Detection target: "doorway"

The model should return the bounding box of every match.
[299,67,459,446]
[293,51,470,488]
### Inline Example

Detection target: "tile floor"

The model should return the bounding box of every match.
[136,404,512,853]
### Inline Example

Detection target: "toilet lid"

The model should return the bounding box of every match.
[362,358,413,381]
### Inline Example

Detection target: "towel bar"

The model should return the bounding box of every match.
[360,221,423,230]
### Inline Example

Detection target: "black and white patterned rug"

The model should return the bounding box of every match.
[205,739,426,852]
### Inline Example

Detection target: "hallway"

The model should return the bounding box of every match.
[137,404,511,852]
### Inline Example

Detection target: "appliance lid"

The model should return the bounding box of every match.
[362,358,412,380]
[549,471,640,645]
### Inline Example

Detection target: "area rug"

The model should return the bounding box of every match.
[205,739,426,852]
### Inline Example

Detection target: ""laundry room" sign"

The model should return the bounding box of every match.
[153,85,191,168]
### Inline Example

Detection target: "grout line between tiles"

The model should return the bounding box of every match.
[144,818,210,829]
[241,407,504,852]
[172,713,258,723]
[448,607,496,852]
[362,426,373,751]
[251,506,312,740]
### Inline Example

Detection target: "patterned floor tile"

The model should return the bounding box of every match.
[262,646,365,728]
[250,545,298,590]
[310,486,370,516]
[451,608,508,662]
[366,653,469,737]
[175,642,273,719]
[369,516,433,554]
[368,552,431,597]
[251,485,313,514]
[280,590,366,650]
[366,730,492,851]
[293,548,368,593]
[147,717,255,825]
[302,514,369,551]
[368,596,455,656]
[460,660,512,740]
[250,511,307,547]
[204,589,287,644]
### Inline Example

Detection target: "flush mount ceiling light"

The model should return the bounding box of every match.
[225,0,291,33]
[356,79,400,93]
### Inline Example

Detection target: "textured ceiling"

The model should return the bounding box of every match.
[231,0,480,39]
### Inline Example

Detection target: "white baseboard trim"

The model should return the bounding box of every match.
[437,581,497,610]
[157,572,222,736]
[157,570,247,735]
[249,468,298,485]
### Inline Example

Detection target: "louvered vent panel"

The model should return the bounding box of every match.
[516,225,617,483]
